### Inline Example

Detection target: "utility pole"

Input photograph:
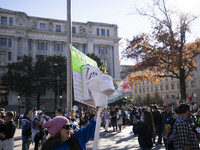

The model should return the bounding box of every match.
[66,0,72,114]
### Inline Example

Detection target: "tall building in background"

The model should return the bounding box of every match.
[0,8,121,111]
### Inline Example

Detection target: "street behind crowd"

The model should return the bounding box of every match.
[14,125,165,150]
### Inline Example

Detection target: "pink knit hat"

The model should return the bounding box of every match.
[44,116,69,136]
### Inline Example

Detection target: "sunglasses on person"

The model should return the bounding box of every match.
[62,124,72,130]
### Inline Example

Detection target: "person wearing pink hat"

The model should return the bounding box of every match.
[41,108,98,150]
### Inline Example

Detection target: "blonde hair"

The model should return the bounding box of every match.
[6,111,16,120]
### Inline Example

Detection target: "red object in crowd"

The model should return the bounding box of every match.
[121,78,134,94]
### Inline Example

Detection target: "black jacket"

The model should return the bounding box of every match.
[133,122,153,149]
[3,121,17,140]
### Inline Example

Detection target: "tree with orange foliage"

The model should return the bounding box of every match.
[122,0,200,101]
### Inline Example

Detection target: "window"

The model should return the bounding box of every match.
[139,89,141,93]
[147,87,149,92]
[72,27,76,34]
[0,52,6,61]
[98,47,107,55]
[8,52,11,61]
[172,95,175,99]
[191,81,195,87]
[54,43,63,52]
[151,87,153,92]
[56,25,61,32]
[38,41,48,51]
[83,45,86,54]
[28,40,32,50]
[101,29,105,36]
[9,17,13,26]
[166,84,169,90]
[107,29,109,36]
[100,58,108,66]
[1,38,7,47]
[97,28,99,36]
[171,84,174,89]
[1,17,7,25]
[0,37,12,47]
[177,83,180,89]
[82,28,85,33]
[40,23,46,30]
[143,88,145,92]
[8,38,12,47]
[166,94,169,99]
[160,85,163,91]
[165,77,168,81]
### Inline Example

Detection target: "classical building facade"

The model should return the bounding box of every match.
[0,8,121,111]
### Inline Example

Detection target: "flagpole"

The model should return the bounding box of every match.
[66,0,72,114]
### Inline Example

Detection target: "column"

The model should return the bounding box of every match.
[32,40,37,58]
[113,45,121,80]
[87,40,93,54]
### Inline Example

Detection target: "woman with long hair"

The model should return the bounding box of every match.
[0,111,17,150]
[41,108,98,150]
[133,110,155,150]
[21,110,32,150]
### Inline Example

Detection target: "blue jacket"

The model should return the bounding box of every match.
[54,118,96,150]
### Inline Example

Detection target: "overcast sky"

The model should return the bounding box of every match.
[1,0,200,65]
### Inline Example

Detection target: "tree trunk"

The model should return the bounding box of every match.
[179,69,186,102]
[37,94,40,109]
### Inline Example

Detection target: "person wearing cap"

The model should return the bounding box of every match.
[173,104,199,150]
[41,108,98,150]
[32,110,46,150]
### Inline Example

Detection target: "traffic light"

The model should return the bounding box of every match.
[189,96,192,101]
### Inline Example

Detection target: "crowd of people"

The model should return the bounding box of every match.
[0,102,200,150]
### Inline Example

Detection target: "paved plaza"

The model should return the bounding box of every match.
[14,125,165,150]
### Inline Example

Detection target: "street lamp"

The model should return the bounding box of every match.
[125,96,127,108]
[59,95,62,107]
[54,63,60,109]
[17,96,20,116]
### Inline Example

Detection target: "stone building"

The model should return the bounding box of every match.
[0,8,121,112]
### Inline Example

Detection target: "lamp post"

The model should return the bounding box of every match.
[54,63,60,109]
[18,96,20,116]
[125,96,127,108]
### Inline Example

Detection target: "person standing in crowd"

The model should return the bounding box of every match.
[167,107,179,150]
[32,110,46,150]
[133,110,155,150]
[162,102,173,149]
[21,110,32,150]
[152,105,162,145]
[173,104,199,150]
[69,110,76,122]
[0,108,5,126]
[78,107,84,128]
[41,108,98,150]
[110,107,117,132]
[55,108,63,117]
[116,108,123,132]
[0,111,17,150]
[103,107,110,132]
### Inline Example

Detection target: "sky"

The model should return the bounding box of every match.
[1,0,200,65]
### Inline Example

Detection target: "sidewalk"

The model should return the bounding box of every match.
[14,126,165,150]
